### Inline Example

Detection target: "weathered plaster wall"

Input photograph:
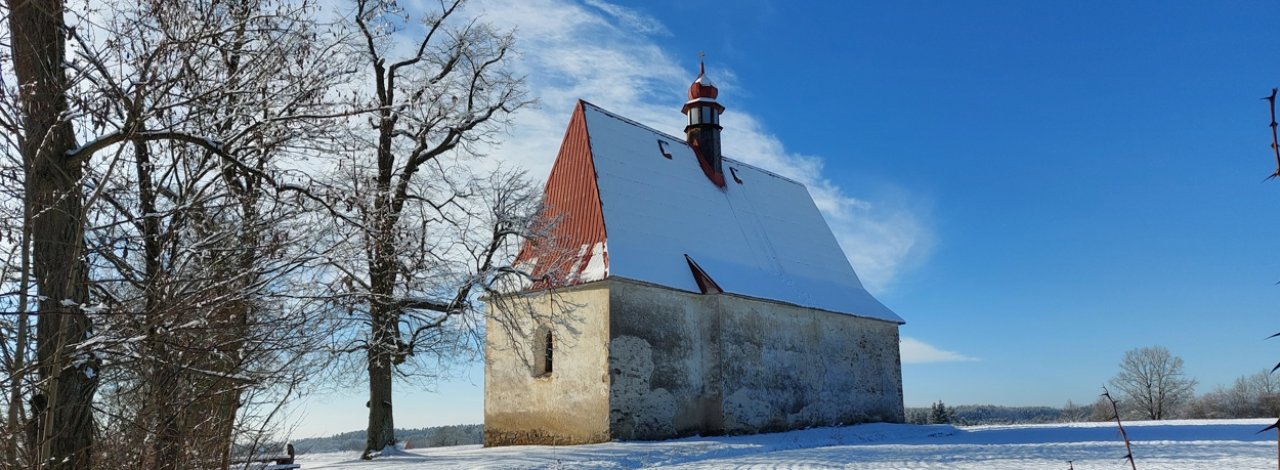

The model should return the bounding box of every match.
[483,284,611,446]
[716,295,905,433]
[608,280,721,440]
[607,279,903,440]
[486,279,904,445]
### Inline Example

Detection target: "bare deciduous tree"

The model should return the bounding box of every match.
[3,0,351,466]
[1186,369,1280,420]
[1109,345,1198,420]
[69,0,350,467]
[3,0,557,465]
[317,0,535,457]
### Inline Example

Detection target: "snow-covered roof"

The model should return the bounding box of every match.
[519,101,902,324]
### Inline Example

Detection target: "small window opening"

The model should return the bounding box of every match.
[542,330,554,375]
[533,326,554,377]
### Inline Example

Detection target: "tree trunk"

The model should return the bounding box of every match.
[206,192,262,466]
[362,217,401,457]
[363,67,401,455]
[133,128,185,470]
[365,343,395,457]
[364,305,397,457]
[149,360,183,470]
[200,301,248,468]
[8,0,97,468]
[362,217,402,457]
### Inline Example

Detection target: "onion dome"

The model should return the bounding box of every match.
[682,59,725,115]
[688,61,719,100]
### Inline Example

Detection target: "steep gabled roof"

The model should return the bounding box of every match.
[518,101,902,324]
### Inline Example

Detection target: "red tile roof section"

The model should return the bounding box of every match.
[517,101,607,289]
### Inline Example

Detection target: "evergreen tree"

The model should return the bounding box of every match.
[929,401,952,424]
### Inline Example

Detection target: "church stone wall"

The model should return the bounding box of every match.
[715,294,905,432]
[608,279,903,440]
[484,279,904,446]
[483,284,612,446]
[608,280,723,440]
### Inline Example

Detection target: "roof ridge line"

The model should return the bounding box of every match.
[577,100,804,186]
[579,100,686,144]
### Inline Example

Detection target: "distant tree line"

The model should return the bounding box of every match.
[913,345,1280,426]
[284,425,483,454]
[1089,368,1278,421]
[905,403,1064,426]
[1183,370,1280,420]
[1104,346,1278,421]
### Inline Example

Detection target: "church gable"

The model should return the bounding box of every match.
[517,102,609,289]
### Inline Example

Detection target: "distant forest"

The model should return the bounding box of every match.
[292,425,483,454]
[905,404,1072,426]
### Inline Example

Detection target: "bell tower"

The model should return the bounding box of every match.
[681,57,726,187]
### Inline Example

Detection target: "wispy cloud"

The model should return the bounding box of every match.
[473,0,932,293]
[581,0,671,36]
[900,337,978,364]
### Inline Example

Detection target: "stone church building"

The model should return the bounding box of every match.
[483,63,906,446]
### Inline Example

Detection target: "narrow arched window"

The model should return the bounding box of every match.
[543,330,554,375]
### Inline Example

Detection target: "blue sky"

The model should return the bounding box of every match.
[293,0,1280,436]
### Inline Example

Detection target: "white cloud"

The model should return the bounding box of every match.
[581,0,671,36]
[473,0,932,293]
[900,337,978,364]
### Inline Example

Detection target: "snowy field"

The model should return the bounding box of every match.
[298,419,1279,469]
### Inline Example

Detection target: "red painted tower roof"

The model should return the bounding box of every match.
[682,60,725,115]
[688,61,718,100]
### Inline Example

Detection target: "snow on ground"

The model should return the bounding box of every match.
[298,419,1279,469]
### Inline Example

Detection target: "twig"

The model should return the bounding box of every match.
[1266,90,1280,469]
[1262,333,1280,470]
[1102,387,1137,470]
[1264,88,1280,179]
